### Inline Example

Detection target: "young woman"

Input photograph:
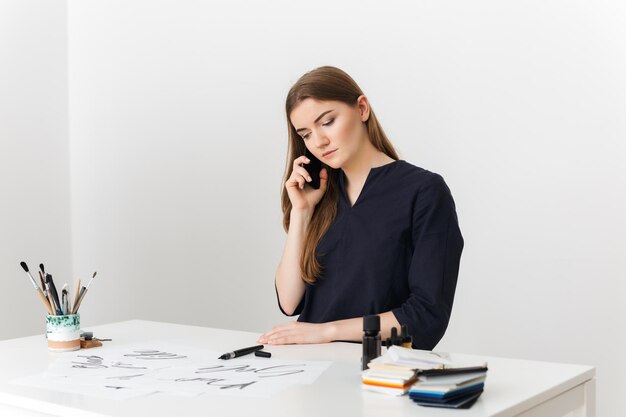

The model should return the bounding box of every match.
[257,66,464,350]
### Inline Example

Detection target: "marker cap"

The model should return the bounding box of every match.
[363,315,380,332]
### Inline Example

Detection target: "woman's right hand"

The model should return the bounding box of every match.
[285,155,328,212]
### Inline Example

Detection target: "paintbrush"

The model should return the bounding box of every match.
[38,270,49,300]
[72,271,97,314]
[38,263,53,306]
[19,262,53,315]
[45,273,64,315]
[72,278,81,315]
[61,283,69,315]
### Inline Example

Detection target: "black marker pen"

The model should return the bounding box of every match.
[218,345,264,360]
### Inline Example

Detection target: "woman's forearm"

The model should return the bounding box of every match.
[326,311,402,343]
[275,209,312,315]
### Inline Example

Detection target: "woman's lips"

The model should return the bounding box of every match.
[323,149,337,158]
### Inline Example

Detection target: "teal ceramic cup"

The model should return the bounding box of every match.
[46,314,81,352]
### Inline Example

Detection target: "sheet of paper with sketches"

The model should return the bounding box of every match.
[10,343,332,400]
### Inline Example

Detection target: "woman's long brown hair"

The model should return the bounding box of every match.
[283,66,399,284]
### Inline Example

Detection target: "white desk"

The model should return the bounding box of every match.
[0,320,595,417]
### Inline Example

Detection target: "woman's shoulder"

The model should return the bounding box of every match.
[392,161,456,213]
[392,160,447,189]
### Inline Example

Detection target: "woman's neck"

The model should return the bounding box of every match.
[341,141,395,189]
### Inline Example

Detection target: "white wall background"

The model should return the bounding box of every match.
[0,1,72,339]
[2,1,625,415]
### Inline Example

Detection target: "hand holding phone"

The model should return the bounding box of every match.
[285,151,327,212]
[304,148,322,190]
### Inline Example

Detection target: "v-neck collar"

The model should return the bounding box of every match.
[338,160,402,209]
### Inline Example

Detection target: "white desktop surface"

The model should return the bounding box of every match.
[0,320,595,417]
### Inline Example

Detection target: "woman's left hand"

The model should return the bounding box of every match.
[257,322,335,345]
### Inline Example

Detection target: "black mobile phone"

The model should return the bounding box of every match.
[304,148,322,190]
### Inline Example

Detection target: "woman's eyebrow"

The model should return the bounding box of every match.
[295,109,334,133]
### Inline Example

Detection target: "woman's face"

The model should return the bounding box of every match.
[289,97,370,169]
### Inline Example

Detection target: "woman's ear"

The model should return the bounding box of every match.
[356,95,370,122]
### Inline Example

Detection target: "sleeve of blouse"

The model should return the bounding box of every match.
[274,281,305,317]
[391,173,464,350]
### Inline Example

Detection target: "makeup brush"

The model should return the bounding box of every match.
[19,262,53,315]
[72,271,97,314]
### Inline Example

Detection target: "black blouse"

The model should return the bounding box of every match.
[276,160,464,350]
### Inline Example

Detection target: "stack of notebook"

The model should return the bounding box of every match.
[361,363,418,395]
[361,346,488,409]
[409,365,488,409]
[361,346,452,396]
